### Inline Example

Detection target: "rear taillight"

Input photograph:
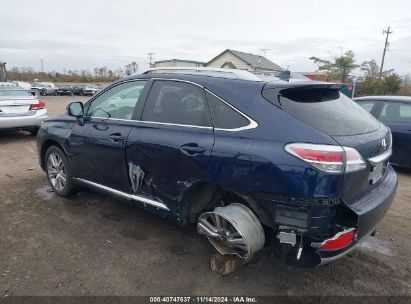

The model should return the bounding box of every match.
[344,147,367,172]
[30,100,46,110]
[285,143,366,173]
[320,229,356,251]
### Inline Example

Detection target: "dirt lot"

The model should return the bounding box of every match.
[0,96,410,296]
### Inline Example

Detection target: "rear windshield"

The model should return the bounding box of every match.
[263,88,381,136]
[0,90,32,97]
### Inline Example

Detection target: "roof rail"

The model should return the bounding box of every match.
[142,67,262,81]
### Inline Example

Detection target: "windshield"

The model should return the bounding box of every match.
[0,90,32,97]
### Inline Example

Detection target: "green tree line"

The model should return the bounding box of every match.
[310,51,406,96]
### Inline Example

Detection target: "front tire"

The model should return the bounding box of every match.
[45,146,75,197]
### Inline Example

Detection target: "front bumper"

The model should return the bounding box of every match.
[0,109,48,129]
[318,166,397,264]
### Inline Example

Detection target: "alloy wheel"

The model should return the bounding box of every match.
[47,153,67,191]
[198,211,250,258]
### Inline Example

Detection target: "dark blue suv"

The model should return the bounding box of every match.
[37,68,397,267]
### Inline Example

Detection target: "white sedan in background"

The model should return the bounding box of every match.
[0,84,48,135]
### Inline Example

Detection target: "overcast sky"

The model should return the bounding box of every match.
[1,0,411,75]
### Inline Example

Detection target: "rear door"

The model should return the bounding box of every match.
[376,101,411,167]
[69,80,148,192]
[126,79,214,213]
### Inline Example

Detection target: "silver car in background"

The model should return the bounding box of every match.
[31,82,59,96]
[0,84,48,135]
[83,85,99,96]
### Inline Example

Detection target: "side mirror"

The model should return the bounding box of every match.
[67,102,84,117]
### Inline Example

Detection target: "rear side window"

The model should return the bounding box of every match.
[263,88,381,136]
[205,92,249,130]
[379,102,411,123]
[357,100,377,113]
[142,80,211,127]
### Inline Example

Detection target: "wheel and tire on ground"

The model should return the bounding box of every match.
[40,89,47,96]
[45,146,75,197]
[197,203,265,262]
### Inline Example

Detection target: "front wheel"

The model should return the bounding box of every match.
[45,146,75,197]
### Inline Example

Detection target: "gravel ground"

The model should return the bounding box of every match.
[0,96,410,296]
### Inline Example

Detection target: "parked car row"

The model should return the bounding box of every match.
[30,82,100,96]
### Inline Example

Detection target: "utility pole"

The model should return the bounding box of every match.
[260,48,270,57]
[41,58,44,73]
[147,53,154,68]
[258,49,270,72]
[379,27,393,80]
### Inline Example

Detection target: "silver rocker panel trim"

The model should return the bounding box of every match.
[74,178,170,211]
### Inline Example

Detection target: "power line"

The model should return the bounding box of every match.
[379,26,393,79]
[388,51,411,64]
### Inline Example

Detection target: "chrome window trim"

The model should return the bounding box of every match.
[85,78,259,132]
[136,120,213,129]
[74,178,170,211]
[204,89,258,132]
[141,78,258,132]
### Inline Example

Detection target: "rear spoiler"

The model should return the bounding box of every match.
[263,81,345,92]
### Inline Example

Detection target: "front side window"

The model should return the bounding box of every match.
[141,80,211,127]
[379,102,411,123]
[205,92,250,129]
[87,81,146,120]
[357,100,376,113]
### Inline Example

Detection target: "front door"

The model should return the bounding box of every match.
[126,80,214,213]
[69,80,148,192]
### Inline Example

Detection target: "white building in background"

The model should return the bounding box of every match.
[154,59,206,68]
[206,49,284,74]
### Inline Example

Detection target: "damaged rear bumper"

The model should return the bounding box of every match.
[318,166,397,265]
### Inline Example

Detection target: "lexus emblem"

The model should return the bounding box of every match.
[382,138,387,149]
